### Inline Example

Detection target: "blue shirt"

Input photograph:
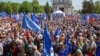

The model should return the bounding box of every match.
[59,46,70,56]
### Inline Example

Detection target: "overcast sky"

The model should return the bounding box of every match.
[0,0,98,10]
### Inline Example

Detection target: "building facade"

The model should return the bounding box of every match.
[52,0,73,15]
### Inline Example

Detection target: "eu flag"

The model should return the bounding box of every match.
[43,24,52,56]
[31,13,39,24]
[96,42,100,56]
[82,14,88,21]
[91,14,98,19]
[0,11,7,19]
[22,15,41,33]
[64,37,72,54]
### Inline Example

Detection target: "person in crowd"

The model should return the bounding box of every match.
[75,49,83,56]
[32,45,41,56]
[26,36,34,56]
[0,14,99,56]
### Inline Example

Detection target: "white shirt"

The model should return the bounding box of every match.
[0,43,3,55]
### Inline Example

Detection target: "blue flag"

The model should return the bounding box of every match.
[41,13,46,20]
[54,26,61,38]
[82,14,88,21]
[59,46,70,56]
[31,13,39,24]
[96,42,100,56]
[22,15,41,33]
[60,37,70,56]
[91,14,98,19]
[22,15,29,29]
[32,13,38,19]
[64,37,70,46]
[0,11,7,18]
[64,37,72,53]
[43,24,52,56]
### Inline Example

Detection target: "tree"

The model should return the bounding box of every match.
[19,1,32,13]
[94,1,100,14]
[32,0,40,13]
[44,2,51,14]
[44,2,52,20]
[0,2,12,14]
[38,5,44,13]
[0,2,6,12]
[11,3,20,13]
[82,1,94,14]
[6,2,12,14]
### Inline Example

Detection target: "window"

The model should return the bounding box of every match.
[59,0,63,3]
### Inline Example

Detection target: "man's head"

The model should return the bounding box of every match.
[33,45,37,51]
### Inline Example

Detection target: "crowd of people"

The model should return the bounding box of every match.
[0,14,100,56]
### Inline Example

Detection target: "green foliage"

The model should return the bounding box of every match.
[6,2,12,14]
[44,2,52,20]
[19,1,32,13]
[32,0,40,13]
[11,3,20,13]
[0,2,12,14]
[0,0,45,14]
[38,5,44,13]
[0,2,6,12]
[44,2,52,14]
[94,1,100,14]
[82,1,94,14]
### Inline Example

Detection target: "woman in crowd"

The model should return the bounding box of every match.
[0,15,100,56]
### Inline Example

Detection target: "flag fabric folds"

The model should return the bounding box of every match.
[54,26,61,38]
[59,37,70,56]
[32,13,38,19]
[59,46,70,56]
[64,37,72,54]
[31,13,39,24]
[91,14,99,19]
[0,11,7,17]
[22,15,41,33]
[43,24,52,56]
[0,11,7,19]
[96,42,100,56]
[81,14,88,21]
